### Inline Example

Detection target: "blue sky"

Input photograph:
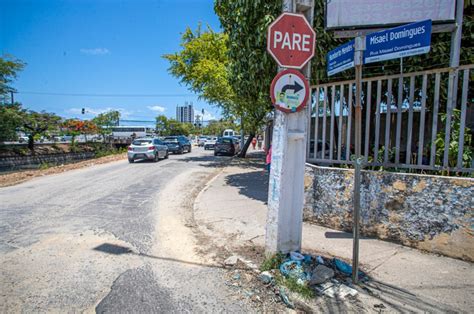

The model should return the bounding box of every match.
[0,0,222,125]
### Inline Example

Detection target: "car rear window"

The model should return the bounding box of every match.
[217,138,232,144]
[132,139,152,145]
[164,138,178,143]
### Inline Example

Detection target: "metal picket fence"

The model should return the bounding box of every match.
[306,64,473,173]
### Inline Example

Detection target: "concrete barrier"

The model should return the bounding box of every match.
[0,152,96,172]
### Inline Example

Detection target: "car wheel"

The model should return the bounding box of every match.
[128,158,134,163]
[165,151,169,159]
[178,148,183,154]
[188,145,192,152]
[153,153,159,162]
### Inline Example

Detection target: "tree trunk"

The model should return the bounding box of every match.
[238,132,255,158]
[28,135,35,152]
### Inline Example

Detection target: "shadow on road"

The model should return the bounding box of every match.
[174,154,231,168]
[93,243,249,270]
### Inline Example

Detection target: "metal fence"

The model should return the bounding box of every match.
[306,65,473,173]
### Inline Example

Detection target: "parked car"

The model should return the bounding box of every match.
[204,137,217,150]
[214,137,240,156]
[163,136,192,154]
[127,137,168,163]
[197,136,208,147]
[18,136,29,143]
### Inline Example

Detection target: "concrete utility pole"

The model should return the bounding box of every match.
[266,0,314,254]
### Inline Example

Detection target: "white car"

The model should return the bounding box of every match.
[204,137,217,150]
[197,136,208,147]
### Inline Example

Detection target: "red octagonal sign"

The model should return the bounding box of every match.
[267,13,316,69]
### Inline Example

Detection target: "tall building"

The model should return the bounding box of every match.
[176,101,194,123]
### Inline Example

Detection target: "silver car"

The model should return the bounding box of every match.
[127,138,168,163]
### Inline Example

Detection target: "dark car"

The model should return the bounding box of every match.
[214,137,240,156]
[163,136,192,154]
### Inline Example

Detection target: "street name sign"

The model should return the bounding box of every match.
[270,69,309,113]
[365,19,432,64]
[267,13,316,69]
[327,39,354,76]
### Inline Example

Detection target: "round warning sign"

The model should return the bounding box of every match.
[270,69,310,113]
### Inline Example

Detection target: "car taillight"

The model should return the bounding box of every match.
[149,146,155,150]
[128,147,133,151]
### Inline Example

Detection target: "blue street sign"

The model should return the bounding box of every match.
[327,39,354,76]
[365,20,432,64]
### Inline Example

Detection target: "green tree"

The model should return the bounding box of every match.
[92,110,121,143]
[165,1,280,157]
[21,110,61,151]
[0,103,23,141]
[155,115,170,136]
[0,55,26,100]
[155,115,192,136]
[214,0,280,156]
[163,25,234,108]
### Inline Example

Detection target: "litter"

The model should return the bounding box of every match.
[316,256,324,265]
[232,272,241,280]
[333,258,366,279]
[278,287,295,309]
[259,271,274,284]
[310,264,335,285]
[279,260,310,283]
[315,281,358,299]
[224,255,240,266]
[290,251,305,262]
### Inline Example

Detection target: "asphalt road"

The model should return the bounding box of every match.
[0,148,249,313]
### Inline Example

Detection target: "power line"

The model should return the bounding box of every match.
[16,91,196,97]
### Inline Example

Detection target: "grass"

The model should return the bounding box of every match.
[39,162,52,170]
[260,253,315,300]
[260,252,285,271]
[275,274,315,299]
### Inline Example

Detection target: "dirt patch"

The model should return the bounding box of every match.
[0,153,126,188]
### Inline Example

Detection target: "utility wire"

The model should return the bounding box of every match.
[16,91,195,97]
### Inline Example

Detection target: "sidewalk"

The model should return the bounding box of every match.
[194,152,474,313]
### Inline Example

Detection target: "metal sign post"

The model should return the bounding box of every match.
[352,35,365,284]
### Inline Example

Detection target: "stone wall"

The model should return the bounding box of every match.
[303,164,474,262]
[0,152,96,172]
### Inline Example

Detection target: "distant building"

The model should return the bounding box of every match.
[176,101,194,123]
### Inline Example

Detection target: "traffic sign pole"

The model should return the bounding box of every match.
[352,35,365,284]
[265,0,314,254]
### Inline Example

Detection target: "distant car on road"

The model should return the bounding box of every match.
[204,137,217,150]
[214,137,240,156]
[163,136,192,154]
[127,138,168,163]
[197,136,208,147]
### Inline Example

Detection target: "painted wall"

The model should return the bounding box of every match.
[303,164,474,261]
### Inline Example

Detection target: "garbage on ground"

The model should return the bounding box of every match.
[313,280,358,299]
[290,251,304,262]
[259,271,274,284]
[279,260,310,284]
[310,264,335,285]
[224,255,240,266]
[278,287,295,309]
[334,258,367,280]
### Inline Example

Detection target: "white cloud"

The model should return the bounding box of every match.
[200,109,216,121]
[80,48,110,55]
[147,105,166,113]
